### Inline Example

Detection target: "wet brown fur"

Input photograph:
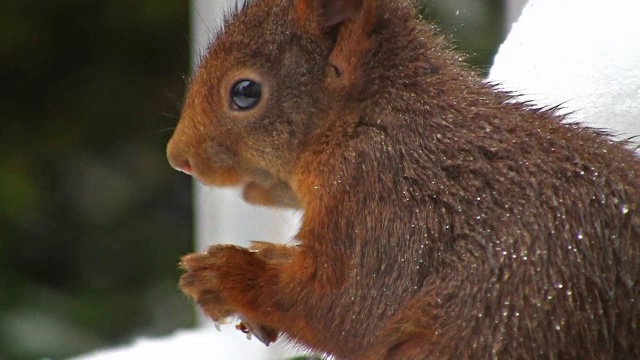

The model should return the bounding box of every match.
[167,0,640,358]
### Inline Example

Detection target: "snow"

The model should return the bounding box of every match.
[490,0,640,142]
[70,323,303,360]
[74,0,640,359]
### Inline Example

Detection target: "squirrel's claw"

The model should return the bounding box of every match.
[236,316,279,346]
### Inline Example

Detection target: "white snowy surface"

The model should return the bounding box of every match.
[490,0,640,141]
[73,0,640,359]
[71,323,303,360]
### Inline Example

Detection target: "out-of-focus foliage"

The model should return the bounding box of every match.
[0,1,192,359]
[0,0,504,359]
[419,0,506,72]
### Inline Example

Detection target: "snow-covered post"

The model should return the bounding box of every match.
[190,1,301,359]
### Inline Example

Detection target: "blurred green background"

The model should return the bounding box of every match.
[0,0,506,358]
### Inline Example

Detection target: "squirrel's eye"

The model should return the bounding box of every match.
[230,80,262,110]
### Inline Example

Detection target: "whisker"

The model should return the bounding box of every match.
[157,126,177,133]
[161,112,179,120]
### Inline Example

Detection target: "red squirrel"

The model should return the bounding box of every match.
[166,0,640,358]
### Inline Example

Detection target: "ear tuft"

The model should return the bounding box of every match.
[317,0,364,28]
[295,0,377,89]
[296,0,365,30]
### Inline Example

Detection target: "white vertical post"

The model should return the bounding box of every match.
[190,1,301,359]
[190,2,300,256]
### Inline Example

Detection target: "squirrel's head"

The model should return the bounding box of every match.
[167,0,379,189]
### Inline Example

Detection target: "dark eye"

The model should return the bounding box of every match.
[230,80,262,110]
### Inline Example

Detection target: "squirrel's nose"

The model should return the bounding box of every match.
[174,158,192,175]
[167,139,192,175]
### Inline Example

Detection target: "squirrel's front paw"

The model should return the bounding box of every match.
[179,245,266,322]
[250,241,297,264]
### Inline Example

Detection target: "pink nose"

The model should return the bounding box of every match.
[169,156,192,175]
[166,141,193,175]
[176,161,192,175]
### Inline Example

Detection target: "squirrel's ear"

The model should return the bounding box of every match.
[295,0,377,87]
[295,0,362,30]
[320,0,364,28]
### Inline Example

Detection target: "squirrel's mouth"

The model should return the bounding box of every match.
[194,164,277,188]
[183,166,238,188]
[192,163,299,208]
